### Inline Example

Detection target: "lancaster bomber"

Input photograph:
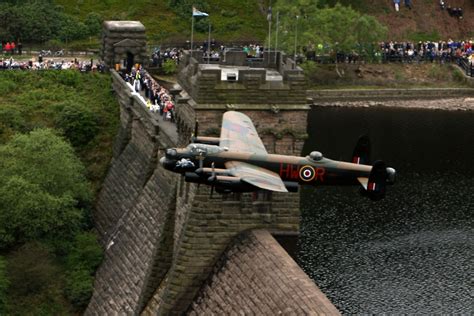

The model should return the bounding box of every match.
[160,111,396,200]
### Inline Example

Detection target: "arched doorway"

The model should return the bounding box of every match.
[126,52,134,72]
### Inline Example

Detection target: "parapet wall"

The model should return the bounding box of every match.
[178,51,306,107]
[87,71,179,314]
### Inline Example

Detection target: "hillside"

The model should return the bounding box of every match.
[53,0,473,48]
[55,0,268,45]
[354,0,474,40]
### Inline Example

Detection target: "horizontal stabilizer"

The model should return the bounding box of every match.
[365,160,387,200]
[357,177,368,190]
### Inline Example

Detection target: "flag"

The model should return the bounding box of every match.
[267,6,272,22]
[193,6,209,17]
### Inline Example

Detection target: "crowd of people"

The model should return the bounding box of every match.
[392,0,464,17]
[1,41,23,55]
[393,0,412,12]
[151,48,182,67]
[121,66,176,122]
[0,56,106,72]
[440,1,464,19]
[149,41,266,66]
[379,39,473,63]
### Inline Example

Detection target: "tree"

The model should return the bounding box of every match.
[64,232,103,309]
[0,129,91,249]
[270,1,387,59]
[57,101,99,148]
[0,256,8,314]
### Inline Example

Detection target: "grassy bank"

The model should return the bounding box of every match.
[302,63,471,89]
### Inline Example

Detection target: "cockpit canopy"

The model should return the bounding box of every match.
[186,143,227,155]
[309,151,324,161]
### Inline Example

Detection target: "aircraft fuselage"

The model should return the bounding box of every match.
[161,147,373,187]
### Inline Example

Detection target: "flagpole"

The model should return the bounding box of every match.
[191,15,194,52]
[294,15,299,64]
[267,1,272,64]
[275,11,279,64]
[207,22,211,64]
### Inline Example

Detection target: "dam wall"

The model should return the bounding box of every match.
[87,64,313,314]
[88,70,179,314]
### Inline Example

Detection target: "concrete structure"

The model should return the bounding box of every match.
[101,21,148,71]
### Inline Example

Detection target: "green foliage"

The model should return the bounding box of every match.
[0,71,120,192]
[271,1,387,57]
[407,30,441,43]
[6,242,70,315]
[168,0,209,18]
[0,129,90,248]
[163,59,178,75]
[0,0,102,43]
[58,15,89,42]
[0,256,8,313]
[84,12,103,36]
[427,64,444,80]
[64,232,103,309]
[57,102,99,147]
[0,78,16,95]
[451,67,465,83]
[0,71,117,314]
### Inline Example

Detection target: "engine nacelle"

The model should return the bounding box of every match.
[191,136,220,146]
[184,172,205,184]
[283,181,299,192]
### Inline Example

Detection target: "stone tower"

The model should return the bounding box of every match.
[101,21,147,71]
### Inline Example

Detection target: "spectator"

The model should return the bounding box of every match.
[393,0,400,12]
[5,42,11,54]
[404,0,412,10]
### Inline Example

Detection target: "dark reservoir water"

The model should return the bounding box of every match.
[299,107,473,314]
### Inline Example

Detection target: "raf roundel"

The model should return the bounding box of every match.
[299,165,316,182]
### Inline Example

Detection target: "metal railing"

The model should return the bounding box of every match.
[456,57,474,77]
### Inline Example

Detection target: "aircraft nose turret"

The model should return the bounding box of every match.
[160,156,175,170]
[386,167,396,184]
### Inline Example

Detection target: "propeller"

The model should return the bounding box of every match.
[198,151,204,169]
[208,162,216,198]
[191,120,199,143]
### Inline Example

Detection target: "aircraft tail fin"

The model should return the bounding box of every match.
[352,135,371,165]
[360,160,387,201]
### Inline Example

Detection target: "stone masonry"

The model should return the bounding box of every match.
[101,21,148,70]
[88,21,337,316]
[139,52,312,314]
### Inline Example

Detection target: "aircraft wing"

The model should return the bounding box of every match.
[225,161,288,192]
[219,111,267,154]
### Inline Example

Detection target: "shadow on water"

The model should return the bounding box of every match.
[298,107,474,314]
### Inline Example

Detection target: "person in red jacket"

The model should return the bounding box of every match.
[5,42,11,53]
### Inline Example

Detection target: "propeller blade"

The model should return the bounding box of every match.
[194,120,199,138]
[199,152,204,169]
[210,162,216,198]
